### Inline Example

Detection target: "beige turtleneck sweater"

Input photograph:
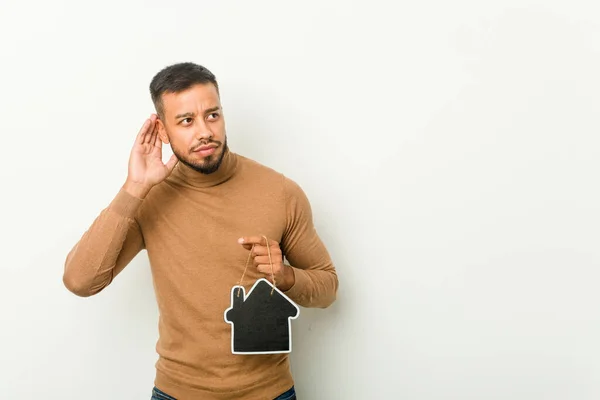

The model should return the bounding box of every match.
[62,150,338,399]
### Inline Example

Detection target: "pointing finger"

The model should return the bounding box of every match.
[238,236,279,245]
[238,236,278,250]
[238,236,267,246]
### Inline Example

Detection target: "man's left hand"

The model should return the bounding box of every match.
[238,236,295,291]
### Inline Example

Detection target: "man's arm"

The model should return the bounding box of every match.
[280,176,338,308]
[63,187,145,297]
[63,114,178,297]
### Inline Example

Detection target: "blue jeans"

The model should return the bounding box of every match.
[151,385,296,399]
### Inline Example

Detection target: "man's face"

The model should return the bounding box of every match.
[157,83,227,174]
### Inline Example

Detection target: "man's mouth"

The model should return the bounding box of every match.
[192,144,218,156]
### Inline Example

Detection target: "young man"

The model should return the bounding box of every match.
[63,62,338,400]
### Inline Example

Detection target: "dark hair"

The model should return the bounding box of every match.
[149,62,219,117]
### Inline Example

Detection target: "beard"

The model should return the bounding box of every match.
[172,136,228,175]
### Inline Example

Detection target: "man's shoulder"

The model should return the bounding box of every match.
[236,153,286,182]
[235,153,306,197]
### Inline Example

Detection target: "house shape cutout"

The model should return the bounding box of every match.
[224,278,300,354]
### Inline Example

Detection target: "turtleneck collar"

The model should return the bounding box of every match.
[170,148,239,188]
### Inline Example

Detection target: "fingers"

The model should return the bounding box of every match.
[238,236,278,249]
[144,118,158,145]
[250,245,282,257]
[238,236,267,246]
[153,128,161,149]
[136,114,157,145]
[256,263,280,283]
[257,264,279,276]
[135,118,152,144]
[253,255,280,267]
[165,153,179,171]
[239,236,282,284]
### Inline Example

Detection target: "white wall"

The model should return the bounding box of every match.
[2,0,600,398]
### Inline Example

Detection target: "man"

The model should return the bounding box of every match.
[62,62,338,400]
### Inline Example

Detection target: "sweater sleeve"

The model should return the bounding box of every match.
[280,176,338,308]
[63,188,146,297]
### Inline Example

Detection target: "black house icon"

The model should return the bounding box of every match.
[224,278,300,354]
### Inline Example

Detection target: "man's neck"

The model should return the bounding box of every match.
[172,149,238,188]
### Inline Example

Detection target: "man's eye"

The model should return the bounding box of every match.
[181,118,193,124]
[208,113,219,121]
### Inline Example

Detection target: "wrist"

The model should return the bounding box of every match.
[281,264,296,291]
[123,180,152,199]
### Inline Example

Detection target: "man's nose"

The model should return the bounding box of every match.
[194,120,212,140]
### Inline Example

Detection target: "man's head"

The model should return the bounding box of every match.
[150,62,227,174]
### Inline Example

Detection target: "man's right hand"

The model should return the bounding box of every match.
[123,114,179,199]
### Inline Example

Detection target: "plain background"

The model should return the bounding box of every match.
[2,0,600,399]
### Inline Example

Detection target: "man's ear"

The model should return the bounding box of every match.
[157,118,170,144]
